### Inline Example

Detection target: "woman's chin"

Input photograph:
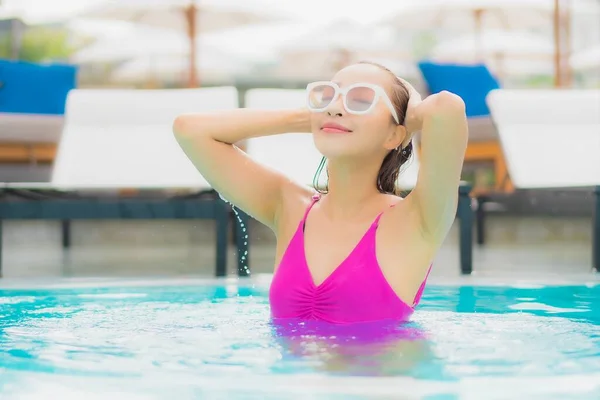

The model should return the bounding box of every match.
[314,136,362,159]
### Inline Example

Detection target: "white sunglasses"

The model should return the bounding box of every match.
[306,81,400,125]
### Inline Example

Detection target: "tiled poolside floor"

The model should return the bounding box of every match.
[0,217,597,285]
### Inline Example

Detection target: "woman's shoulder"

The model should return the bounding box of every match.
[285,184,319,207]
[275,184,318,229]
[384,192,405,207]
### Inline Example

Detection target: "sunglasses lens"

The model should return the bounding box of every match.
[346,86,376,112]
[308,84,335,109]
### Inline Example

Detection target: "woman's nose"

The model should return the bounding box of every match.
[326,95,345,117]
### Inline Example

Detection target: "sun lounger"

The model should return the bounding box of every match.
[0,60,77,176]
[244,88,474,274]
[418,61,518,246]
[486,88,600,272]
[0,87,243,277]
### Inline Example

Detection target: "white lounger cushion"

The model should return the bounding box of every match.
[487,89,600,188]
[50,87,239,190]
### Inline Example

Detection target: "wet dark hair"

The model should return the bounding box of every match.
[313,60,413,196]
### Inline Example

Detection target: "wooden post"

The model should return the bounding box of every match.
[553,0,563,87]
[185,1,199,88]
[473,9,484,62]
[563,0,573,86]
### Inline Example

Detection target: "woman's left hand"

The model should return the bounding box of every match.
[398,77,423,137]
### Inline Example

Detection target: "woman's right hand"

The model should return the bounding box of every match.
[174,107,311,147]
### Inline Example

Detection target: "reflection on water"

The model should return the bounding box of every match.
[271,318,434,377]
[0,282,598,399]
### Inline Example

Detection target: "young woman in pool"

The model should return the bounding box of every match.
[173,61,468,324]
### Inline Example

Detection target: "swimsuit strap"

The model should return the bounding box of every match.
[372,202,398,227]
[301,192,321,224]
[412,265,433,307]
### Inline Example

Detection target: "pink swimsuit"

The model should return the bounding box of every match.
[269,194,431,324]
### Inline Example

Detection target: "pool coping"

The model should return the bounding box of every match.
[0,272,598,290]
[2,369,600,398]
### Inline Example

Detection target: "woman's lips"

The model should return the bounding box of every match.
[321,122,352,133]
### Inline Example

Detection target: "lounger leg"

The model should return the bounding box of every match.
[215,198,228,277]
[235,209,250,277]
[458,185,473,275]
[62,220,71,249]
[0,220,3,278]
[593,186,600,273]
[476,196,487,245]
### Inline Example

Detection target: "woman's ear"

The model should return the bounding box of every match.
[385,124,407,150]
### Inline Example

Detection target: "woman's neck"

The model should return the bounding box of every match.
[320,158,383,220]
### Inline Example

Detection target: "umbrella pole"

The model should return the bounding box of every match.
[553,0,562,87]
[473,9,484,61]
[564,0,572,86]
[186,1,199,88]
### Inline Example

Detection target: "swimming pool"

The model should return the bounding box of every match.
[0,278,598,400]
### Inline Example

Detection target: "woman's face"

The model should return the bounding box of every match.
[309,63,404,161]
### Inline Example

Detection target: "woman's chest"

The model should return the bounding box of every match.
[303,222,375,286]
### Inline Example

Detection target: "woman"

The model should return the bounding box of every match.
[173,61,468,324]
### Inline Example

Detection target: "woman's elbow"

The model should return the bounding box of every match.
[435,91,466,115]
[173,114,212,144]
[421,91,466,123]
[172,114,192,138]
[423,92,468,144]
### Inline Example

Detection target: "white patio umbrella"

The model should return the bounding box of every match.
[71,24,255,85]
[277,20,401,54]
[111,50,245,84]
[72,26,189,64]
[273,20,411,79]
[431,30,555,77]
[79,0,284,87]
[570,45,600,71]
[382,0,600,86]
[384,0,597,31]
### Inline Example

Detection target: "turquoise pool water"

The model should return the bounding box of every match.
[0,280,599,399]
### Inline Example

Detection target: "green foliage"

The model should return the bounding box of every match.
[0,34,11,58]
[0,26,78,63]
[522,75,555,88]
[411,31,438,59]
